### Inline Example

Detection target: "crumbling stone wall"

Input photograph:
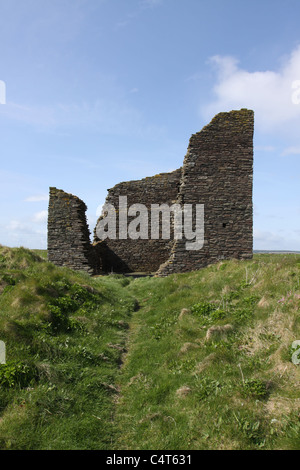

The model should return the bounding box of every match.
[93,169,182,273]
[47,187,96,274]
[47,108,254,276]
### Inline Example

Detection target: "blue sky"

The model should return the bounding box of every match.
[0,0,300,250]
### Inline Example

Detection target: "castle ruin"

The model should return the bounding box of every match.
[47,108,254,276]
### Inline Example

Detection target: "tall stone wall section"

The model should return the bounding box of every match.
[47,187,96,274]
[93,169,182,273]
[157,108,254,276]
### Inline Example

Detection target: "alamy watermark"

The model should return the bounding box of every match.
[0,80,6,104]
[291,340,300,365]
[291,80,300,104]
[96,196,204,251]
[0,341,5,364]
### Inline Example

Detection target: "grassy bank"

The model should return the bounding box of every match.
[115,254,300,450]
[0,245,299,450]
[0,245,137,449]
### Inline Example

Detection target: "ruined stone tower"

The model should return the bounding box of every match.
[47,108,254,276]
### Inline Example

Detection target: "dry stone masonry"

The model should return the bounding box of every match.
[47,188,96,274]
[93,168,182,273]
[47,108,254,276]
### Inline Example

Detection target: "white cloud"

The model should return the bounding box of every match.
[6,220,26,231]
[0,98,163,138]
[0,102,56,128]
[115,0,162,29]
[254,229,285,249]
[25,194,49,202]
[32,210,48,223]
[2,212,47,249]
[253,204,259,217]
[254,228,300,251]
[140,0,163,8]
[203,45,300,135]
[281,146,300,156]
[255,145,276,152]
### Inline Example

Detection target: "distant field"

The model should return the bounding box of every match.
[254,250,300,254]
[0,246,299,450]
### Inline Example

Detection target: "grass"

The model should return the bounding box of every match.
[0,245,299,450]
[0,245,137,449]
[114,254,300,450]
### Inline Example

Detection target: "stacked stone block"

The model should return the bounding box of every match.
[47,187,96,274]
[93,169,182,273]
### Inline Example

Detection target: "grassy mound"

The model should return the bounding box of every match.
[0,245,137,450]
[0,245,299,450]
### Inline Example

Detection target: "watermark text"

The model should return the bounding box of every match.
[96,196,204,251]
[292,340,300,365]
[0,341,5,364]
[0,80,6,104]
[291,80,300,104]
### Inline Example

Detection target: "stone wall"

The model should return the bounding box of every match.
[47,108,254,276]
[47,187,96,274]
[93,168,182,273]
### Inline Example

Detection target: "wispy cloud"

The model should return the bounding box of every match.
[115,0,163,29]
[254,229,286,250]
[32,210,48,223]
[2,203,49,249]
[0,98,163,138]
[3,217,47,249]
[140,0,163,9]
[114,11,139,29]
[281,146,300,156]
[255,145,276,152]
[25,194,49,202]
[184,72,204,82]
[254,228,300,251]
[0,102,56,128]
